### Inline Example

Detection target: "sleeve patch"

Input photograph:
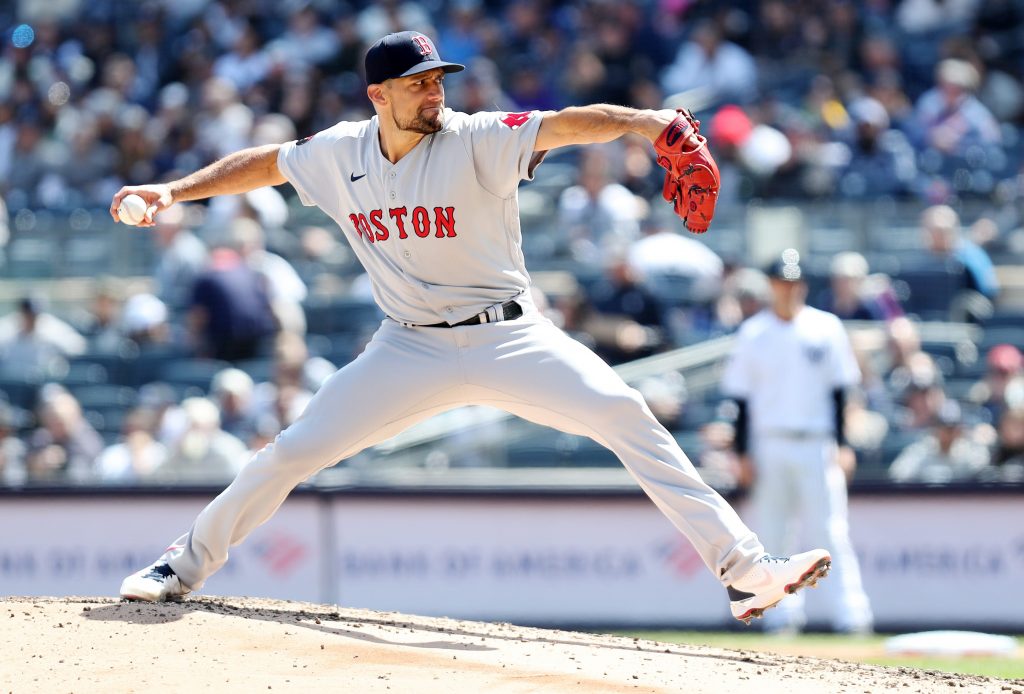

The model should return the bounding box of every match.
[500,112,531,130]
[296,135,314,146]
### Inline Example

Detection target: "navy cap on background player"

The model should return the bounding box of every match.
[364,31,465,85]
[765,248,804,283]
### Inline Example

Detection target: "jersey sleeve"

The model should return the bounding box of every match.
[831,318,861,388]
[464,110,545,198]
[277,131,337,208]
[721,331,753,398]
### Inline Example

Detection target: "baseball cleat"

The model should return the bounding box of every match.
[120,561,191,602]
[727,549,831,625]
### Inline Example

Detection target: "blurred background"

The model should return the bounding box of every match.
[1,0,1023,634]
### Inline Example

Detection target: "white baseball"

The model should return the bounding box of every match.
[117,194,149,226]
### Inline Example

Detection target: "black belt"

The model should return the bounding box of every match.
[420,299,523,328]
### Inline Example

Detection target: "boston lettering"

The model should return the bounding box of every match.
[348,206,457,244]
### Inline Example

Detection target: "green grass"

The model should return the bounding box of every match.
[617,631,1024,680]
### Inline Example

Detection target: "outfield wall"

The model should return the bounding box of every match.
[1,486,1021,630]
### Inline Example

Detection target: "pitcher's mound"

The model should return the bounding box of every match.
[0,596,1008,693]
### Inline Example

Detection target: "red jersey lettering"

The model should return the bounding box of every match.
[434,206,457,238]
[412,206,430,238]
[369,209,389,242]
[389,207,409,239]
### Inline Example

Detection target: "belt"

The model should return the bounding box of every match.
[419,299,523,328]
[762,430,831,441]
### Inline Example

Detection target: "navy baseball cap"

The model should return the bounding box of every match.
[765,248,804,282]
[364,31,465,85]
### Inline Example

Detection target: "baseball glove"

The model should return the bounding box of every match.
[653,109,720,234]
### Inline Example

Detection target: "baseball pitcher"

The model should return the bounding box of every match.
[113,31,830,624]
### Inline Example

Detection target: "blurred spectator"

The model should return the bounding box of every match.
[848,327,896,419]
[661,20,758,107]
[836,97,918,198]
[293,224,351,292]
[137,382,188,448]
[437,1,484,67]
[883,316,923,378]
[211,367,260,447]
[229,216,308,335]
[897,0,981,34]
[816,252,885,321]
[969,344,1024,425]
[26,388,103,483]
[152,204,209,317]
[912,58,1001,157]
[714,267,771,333]
[892,352,947,432]
[213,20,271,93]
[579,252,666,364]
[121,293,172,348]
[557,148,642,262]
[156,396,248,482]
[920,204,999,302]
[80,279,125,354]
[888,400,991,483]
[188,243,277,362]
[0,400,27,486]
[195,78,253,160]
[252,332,314,428]
[95,407,168,483]
[627,218,724,295]
[0,297,87,379]
[355,0,432,47]
[990,405,1024,482]
[4,119,48,207]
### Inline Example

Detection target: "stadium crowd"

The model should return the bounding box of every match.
[2,0,1024,487]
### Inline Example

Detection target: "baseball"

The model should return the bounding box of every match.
[117,194,149,226]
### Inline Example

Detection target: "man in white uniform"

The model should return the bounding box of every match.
[722,250,873,633]
[113,31,830,624]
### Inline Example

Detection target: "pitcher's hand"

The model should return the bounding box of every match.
[110,184,174,227]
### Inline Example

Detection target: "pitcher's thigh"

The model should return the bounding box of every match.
[262,329,463,476]
[472,321,652,436]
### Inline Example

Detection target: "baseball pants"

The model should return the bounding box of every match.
[750,435,873,631]
[162,296,765,590]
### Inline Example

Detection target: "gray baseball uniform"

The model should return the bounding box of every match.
[159,108,766,593]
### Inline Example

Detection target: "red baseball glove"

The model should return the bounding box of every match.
[653,109,720,234]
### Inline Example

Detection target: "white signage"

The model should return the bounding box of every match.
[2,492,1022,629]
[0,496,321,602]
[331,498,728,625]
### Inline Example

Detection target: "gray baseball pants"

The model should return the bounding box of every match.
[161,297,765,590]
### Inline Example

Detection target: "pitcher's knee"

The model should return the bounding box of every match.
[596,389,652,427]
[251,427,338,481]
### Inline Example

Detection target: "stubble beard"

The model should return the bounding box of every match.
[395,106,444,134]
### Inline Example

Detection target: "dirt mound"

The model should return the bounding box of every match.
[0,596,1014,693]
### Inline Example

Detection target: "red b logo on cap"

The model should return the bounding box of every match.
[411,35,432,56]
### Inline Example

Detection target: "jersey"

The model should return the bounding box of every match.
[721,306,860,438]
[277,108,545,326]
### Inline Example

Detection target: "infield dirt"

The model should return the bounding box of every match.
[0,596,1019,693]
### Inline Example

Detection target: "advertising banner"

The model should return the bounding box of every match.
[0,496,322,602]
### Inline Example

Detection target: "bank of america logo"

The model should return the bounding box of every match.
[655,538,703,578]
[251,533,308,576]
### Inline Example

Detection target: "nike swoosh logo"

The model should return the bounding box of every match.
[350,173,367,182]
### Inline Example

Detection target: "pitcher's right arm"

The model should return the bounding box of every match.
[109,144,287,227]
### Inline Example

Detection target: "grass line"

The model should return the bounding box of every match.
[616,631,1024,679]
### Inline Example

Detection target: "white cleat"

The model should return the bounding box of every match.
[120,561,190,602]
[727,549,831,625]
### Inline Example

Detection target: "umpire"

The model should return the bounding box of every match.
[721,249,874,634]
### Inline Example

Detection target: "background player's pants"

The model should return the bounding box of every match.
[162,298,764,591]
[750,435,873,632]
